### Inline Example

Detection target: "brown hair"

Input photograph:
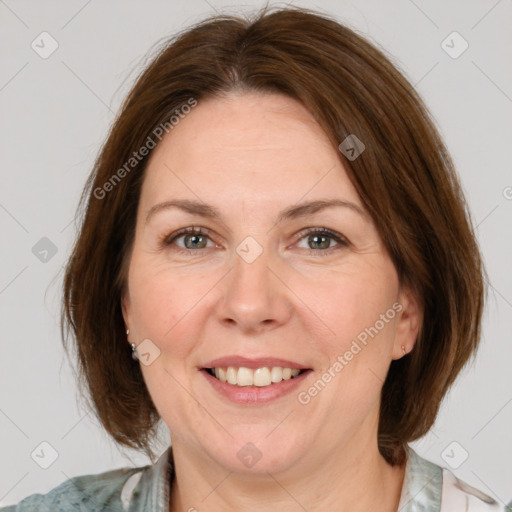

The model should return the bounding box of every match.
[62,5,485,466]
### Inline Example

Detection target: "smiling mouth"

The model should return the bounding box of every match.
[204,366,308,387]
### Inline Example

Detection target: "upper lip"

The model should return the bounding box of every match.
[202,356,310,370]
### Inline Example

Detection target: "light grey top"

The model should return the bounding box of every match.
[1,445,510,511]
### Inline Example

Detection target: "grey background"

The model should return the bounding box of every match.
[1,0,511,507]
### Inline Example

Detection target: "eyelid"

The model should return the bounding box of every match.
[161,226,350,253]
[161,226,214,247]
[293,226,349,246]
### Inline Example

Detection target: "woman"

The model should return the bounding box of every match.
[3,5,509,512]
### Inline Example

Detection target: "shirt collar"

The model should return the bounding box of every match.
[144,445,442,512]
[397,447,442,512]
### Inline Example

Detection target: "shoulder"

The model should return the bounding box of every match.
[440,467,511,512]
[0,464,150,512]
[403,447,511,512]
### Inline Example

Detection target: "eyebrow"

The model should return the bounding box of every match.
[145,198,368,225]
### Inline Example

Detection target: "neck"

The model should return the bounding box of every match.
[168,434,406,512]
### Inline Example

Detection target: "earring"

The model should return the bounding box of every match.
[127,329,138,361]
[401,345,407,356]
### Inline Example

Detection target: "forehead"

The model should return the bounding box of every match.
[140,92,361,212]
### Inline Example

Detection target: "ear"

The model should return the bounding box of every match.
[392,286,422,360]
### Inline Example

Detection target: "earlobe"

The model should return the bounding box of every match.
[393,287,422,359]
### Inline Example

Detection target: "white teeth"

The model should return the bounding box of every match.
[270,366,283,382]
[210,366,303,387]
[237,367,253,386]
[253,367,271,387]
[226,366,237,385]
[217,367,227,383]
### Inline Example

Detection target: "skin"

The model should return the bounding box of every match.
[122,90,421,512]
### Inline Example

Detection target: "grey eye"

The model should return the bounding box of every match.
[179,233,210,249]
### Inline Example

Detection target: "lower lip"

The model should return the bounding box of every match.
[201,369,312,405]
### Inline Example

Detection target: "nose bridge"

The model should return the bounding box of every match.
[218,235,291,330]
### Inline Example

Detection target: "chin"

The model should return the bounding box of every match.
[199,429,309,476]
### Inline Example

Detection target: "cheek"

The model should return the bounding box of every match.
[291,260,399,356]
[129,263,210,430]
[128,259,207,352]
[301,269,399,421]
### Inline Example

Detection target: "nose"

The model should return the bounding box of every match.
[216,245,293,334]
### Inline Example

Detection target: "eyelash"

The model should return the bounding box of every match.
[160,226,349,256]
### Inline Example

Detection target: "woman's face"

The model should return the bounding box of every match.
[122,91,419,474]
